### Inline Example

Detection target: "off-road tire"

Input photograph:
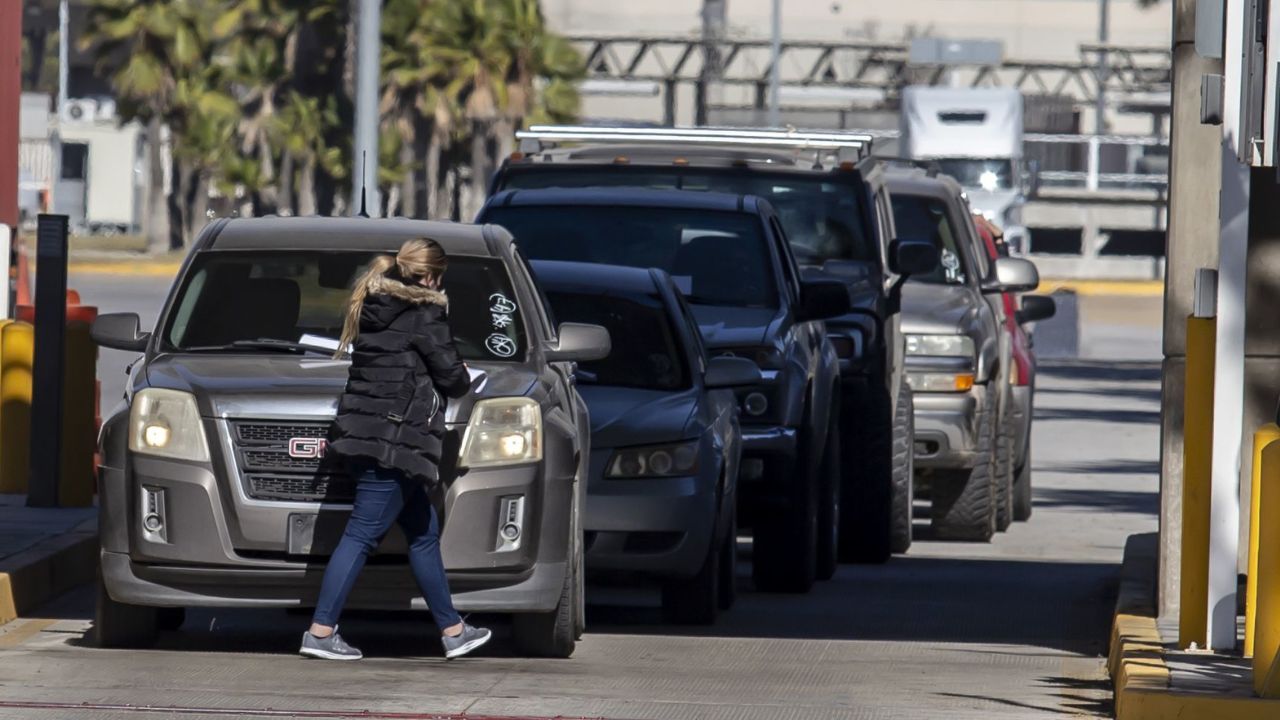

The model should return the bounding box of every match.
[994,407,1015,532]
[94,575,158,649]
[890,385,915,554]
[1013,439,1033,522]
[839,381,893,564]
[513,559,578,657]
[753,422,819,593]
[662,528,721,625]
[816,412,842,581]
[718,505,738,611]
[930,387,997,542]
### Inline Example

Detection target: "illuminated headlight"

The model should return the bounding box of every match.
[129,389,209,462]
[905,334,975,358]
[979,170,999,192]
[606,441,699,478]
[459,397,542,468]
[907,372,976,393]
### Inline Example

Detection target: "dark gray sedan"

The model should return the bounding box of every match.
[533,261,760,624]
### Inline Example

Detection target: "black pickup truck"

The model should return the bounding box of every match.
[479,187,849,592]
[489,126,937,563]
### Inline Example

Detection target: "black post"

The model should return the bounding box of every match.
[28,214,68,508]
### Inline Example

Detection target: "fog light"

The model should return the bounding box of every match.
[140,486,168,543]
[495,496,525,552]
[143,514,163,532]
[743,392,769,416]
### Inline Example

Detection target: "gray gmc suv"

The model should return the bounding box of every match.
[90,216,608,658]
[887,169,1041,541]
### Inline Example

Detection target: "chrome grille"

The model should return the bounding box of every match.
[231,421,340,503]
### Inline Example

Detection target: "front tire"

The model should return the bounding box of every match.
[752,423,819,593]
[929,387,997,542]
[994,408,1015,532]
[890,385,915,554]
[94,574,158,649]
[1013,440,1033,521]
[839,381,894,564]
[815,412,842,581]
[512,562,578,658]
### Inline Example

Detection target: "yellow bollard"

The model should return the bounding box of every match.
[1180,316,1215,649]
[1246,423,1280,657]
[58,320,96,507]
[0,321,33,494]
[1253,441,1280,696]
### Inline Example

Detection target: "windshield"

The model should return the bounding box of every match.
[499,167,874,265]
[483,205,778,309]
[932,158,1014,192]
[890,194,970,286]
[544,289,689,391]
[162,251,527,362]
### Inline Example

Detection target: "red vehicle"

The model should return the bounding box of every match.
[972,215,1054,521]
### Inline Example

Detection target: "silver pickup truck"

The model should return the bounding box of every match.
[886,168,1041,542]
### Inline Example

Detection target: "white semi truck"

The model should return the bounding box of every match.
[899,86,1033,252]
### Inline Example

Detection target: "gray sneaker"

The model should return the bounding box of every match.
[441,623,492,659]
[299,628,363,661]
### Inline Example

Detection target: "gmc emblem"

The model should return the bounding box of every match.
[288,438,327,459]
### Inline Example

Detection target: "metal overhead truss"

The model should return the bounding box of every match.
[569,35,1171,103]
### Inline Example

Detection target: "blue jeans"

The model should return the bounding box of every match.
[311,465,462,632]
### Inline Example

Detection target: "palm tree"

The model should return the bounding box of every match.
[81,0,207,251]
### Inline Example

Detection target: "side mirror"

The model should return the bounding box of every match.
[796,279,852,322]
[1015,294,1056,325]
[888,238,940,277]
[982,257,1040,295]
[704,356,763,388]
[91,312,150,352]
[545,322,611,363]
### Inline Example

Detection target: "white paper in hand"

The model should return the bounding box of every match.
[468,366,488,393]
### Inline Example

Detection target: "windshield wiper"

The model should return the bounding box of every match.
[180,339,336,356]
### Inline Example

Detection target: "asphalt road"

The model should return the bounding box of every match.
[0,273,1161,719]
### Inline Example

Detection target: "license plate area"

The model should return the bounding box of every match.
[287,513,346,556]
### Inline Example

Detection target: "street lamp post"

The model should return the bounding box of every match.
[767,0,781,127]
[351,0,382,217]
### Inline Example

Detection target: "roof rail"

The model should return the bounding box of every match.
[516,124,874,162]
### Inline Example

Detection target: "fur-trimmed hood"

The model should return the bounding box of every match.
[367,275,448,306]
[361,276,448,331]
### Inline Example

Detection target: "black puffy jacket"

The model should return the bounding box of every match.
[328,275,471,485]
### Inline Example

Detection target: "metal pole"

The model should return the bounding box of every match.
[767,0,781,127]
[28,214,69,508]
[52,0,69,214]
[351,0,382,217]
[1094,0,1109,137]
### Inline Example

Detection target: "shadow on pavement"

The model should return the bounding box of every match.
[1043,459,1160,477]
[1036,361,1160,384]
[1033,406,1161,425]
[1032,487,1158,515]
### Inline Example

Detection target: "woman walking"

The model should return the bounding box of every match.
[300,238,491,661]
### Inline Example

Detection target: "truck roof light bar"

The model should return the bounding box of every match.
[517,125,873,160]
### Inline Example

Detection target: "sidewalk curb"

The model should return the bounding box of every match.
[0,519,97,627]
[1109,532,1280,719]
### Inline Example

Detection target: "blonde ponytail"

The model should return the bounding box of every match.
[336,254,396,358]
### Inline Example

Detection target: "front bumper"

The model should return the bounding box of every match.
[912,384,988,470]
[584,475,716,579]
[99,415,577,614]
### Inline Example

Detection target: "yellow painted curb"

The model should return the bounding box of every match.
[67,261,182,277]
[1039,278,1165,297]
[1110,610,1280,719]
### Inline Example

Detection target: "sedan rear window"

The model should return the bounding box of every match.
[483,205,778,310]
[544,289,689,391]
[162,251,527,361]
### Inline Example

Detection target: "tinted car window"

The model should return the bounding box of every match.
[544,289,689,391]
[162,251,527,361]
[890,195,969,286]
[500,168,873,265]
[485,205,778,309]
